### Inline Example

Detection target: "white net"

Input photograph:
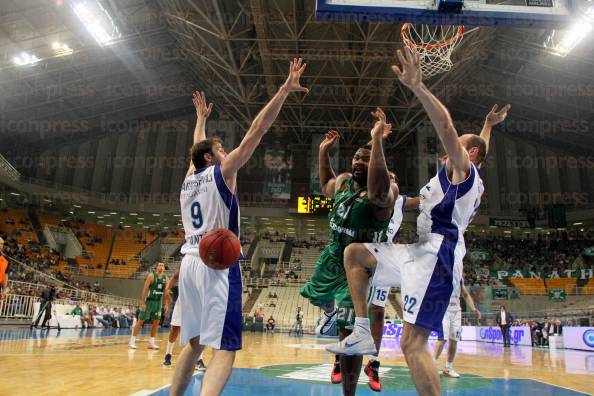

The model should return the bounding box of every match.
[401,23,465,79]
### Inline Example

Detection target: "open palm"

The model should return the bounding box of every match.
[391,48,422,89]
[283,58,309,93]
[320,130,339,152]
[485,104,511,126]
[192,91,213,118]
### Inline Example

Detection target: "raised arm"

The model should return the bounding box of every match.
[221,58,308,187]
[404,196,420,211]
[318,130,349,197]
[392,48,469,183]
[480,103,511,159]
[187,91,214,177]
[368,108,398,221]
[461,281,481,319]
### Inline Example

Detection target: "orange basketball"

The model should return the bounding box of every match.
[199,228,241,270]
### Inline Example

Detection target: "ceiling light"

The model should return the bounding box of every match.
[51,42,73,56]
[72,1,121,46]
[544,5,594,57]
[88,211,95,214]
[573,222,583,226]
[73,205,81,208]
[12,52,40,66]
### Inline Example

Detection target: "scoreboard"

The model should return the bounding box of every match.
[297,195,334,214]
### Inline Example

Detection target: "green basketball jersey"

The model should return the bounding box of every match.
[147,272,166,301]
[326,177,390,262]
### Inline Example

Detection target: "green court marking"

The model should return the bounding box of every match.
[260,364,494,391]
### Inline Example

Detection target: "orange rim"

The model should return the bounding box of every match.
[401,23,465,50]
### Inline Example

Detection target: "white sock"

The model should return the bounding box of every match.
[150,337,155,345]
[166,341,174,354]
[130,335,136,344]
[354,317,370,334]
[446,361,453,370]
[198,352,204,360]
[369,354,379,362]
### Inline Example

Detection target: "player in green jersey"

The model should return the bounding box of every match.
[301,109,399,396]
[129,262,169,350]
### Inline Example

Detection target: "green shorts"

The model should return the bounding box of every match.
[139,300,162,321]
[300,247,353,328]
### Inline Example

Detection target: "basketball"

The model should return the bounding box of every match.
[199,228,241,270]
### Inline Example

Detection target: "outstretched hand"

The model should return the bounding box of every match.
[282,58,309,94]
[370,108,392,140]
[192,91,213,118]
[391,48,422,89]
[485,104,511,127]
[320,130,340,153]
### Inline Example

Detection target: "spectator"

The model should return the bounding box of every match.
[255,308,265,318]
[496,305,514,347]
[266,316,275,332]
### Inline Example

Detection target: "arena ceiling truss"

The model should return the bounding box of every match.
[0,0,593,163]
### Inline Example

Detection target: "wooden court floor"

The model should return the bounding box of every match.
[0,327,592,395]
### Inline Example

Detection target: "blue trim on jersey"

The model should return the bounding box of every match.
[438,166,450,194]
[194,167,208,175]
[214,165,233,209]
[415,239,456,332]
[437,322,445,341]
[415,181,458,331]
[228,195,240,237]
[456,165,476,199]
[220,262,243,351]
[438,164,477,199]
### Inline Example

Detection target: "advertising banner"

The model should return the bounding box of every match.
[382,322,440,340]
[563,327,594,351]
[263,141,292,200]
[383,323,532,347]
[462,326,532,346]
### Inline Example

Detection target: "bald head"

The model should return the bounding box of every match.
[459,134,487,166]
[0,237,4,252]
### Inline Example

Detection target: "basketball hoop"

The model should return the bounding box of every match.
[401,23,465,79]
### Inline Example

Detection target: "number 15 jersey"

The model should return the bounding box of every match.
[180,165,240,255]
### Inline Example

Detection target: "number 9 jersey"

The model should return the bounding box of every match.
[178,164,243,351]
[180,165,240,255]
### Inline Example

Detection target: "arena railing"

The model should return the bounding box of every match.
[0,293,37,319]
[461,307,593,326]
[7,280,140,307]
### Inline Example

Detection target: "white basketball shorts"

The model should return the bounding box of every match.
[179,253,243,351]
[371,235,464,332]
[438,307,462,341]
[170,299,181,327]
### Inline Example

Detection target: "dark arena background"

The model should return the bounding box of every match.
[0,0,593,395]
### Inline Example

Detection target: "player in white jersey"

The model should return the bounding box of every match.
[325,48,508,396]
[170,58,309,396]
[337,171,420,392]
[434,279,481,378]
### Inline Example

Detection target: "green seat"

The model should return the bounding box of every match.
[254,316,264,332]
[243,316,254,332]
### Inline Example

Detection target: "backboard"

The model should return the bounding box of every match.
[316,0,588,28]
